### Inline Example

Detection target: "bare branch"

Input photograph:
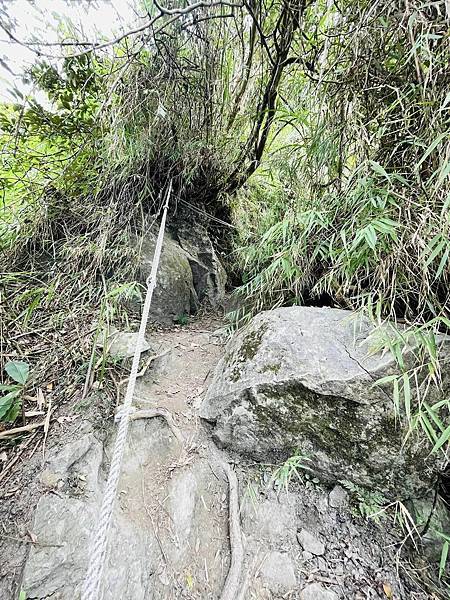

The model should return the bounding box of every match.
[0,0,243,60]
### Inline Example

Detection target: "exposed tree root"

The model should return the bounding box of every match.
[219,460,244,600]
[130,407,184,445]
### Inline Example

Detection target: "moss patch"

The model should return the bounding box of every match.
[239,321,269,361]
[228,321,269,382]
[260,361,282,374]
[248,381,404,467]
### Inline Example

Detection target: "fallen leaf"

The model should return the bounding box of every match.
[36,388,45,410]
[383,582,393,599]
[27,530,38,544]
[56,415,78,424]
[186,572,194,589]
[43,399,52,434]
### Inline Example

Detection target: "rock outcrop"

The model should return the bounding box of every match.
[14,315,434,600]
[135,223,226,324]
[201,306,449,498]
[176,222,227,308]
[137,229,196,324]
[21,425,229,599]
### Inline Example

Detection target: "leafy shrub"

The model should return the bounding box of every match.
[232,0,450,462]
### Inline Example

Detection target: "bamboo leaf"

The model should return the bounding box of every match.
[416,133,446,170]
[436,247,449,278]
[431,424,450,454]
[425,238,446,267]
[439,540,449,579]
[369,160,391,181]
[403,373,411,423]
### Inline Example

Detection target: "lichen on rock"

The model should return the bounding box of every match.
[201,306,450,498]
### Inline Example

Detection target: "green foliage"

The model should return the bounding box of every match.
[5,360,29,385]
[270,451,313,493]
[0,55,103,253]
[234,0,450,325]
[437,532,450,580]
[0,360,30,421]
[0,0,448,592]
[0,51,145,432]
[232,0,450,464]
[99,21,246,215]
[369,318,450,457]
[341,480,387,522]
[174,313,189,326]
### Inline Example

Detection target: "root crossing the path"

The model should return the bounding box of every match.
[131,406,244,600]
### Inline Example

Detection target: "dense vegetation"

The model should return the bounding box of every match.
[0,0,449,588]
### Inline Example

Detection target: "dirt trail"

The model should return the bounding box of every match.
[15,315,232,599]
[111,316,233,598]
[1,315,432,599]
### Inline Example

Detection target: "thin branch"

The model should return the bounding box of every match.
[0,0,242,60]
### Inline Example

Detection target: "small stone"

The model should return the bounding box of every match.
[300,582,338,600]
[104,329,151,359]
[158,567,170,586]
[260,551,296,593]
[302,551,313,561]
[317,493,329,513]
[297,529,325,556]
[40,470,60,488]
[329,485,349,509]
[317,557,327,572]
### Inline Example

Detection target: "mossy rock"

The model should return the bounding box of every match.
[201,306,450,499]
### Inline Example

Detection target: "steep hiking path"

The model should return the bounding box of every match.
[2,312,432,600]
[17,315,234,599]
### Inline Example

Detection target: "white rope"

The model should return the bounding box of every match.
[81,182,172,600]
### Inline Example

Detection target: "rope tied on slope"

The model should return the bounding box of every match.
[81,181,172,600]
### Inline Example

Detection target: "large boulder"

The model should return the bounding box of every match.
[175,222,227,308]
[137,229,197,324]
[201,307,449,498]
[135,223,226,324]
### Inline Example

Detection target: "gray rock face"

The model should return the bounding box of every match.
[22,433,104,599]
[20,420,230,600]
[176,222,227,308]
[135,223,226,324]
[138,229,195,324]
[201,306,447,497]
[300,582,338,600]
